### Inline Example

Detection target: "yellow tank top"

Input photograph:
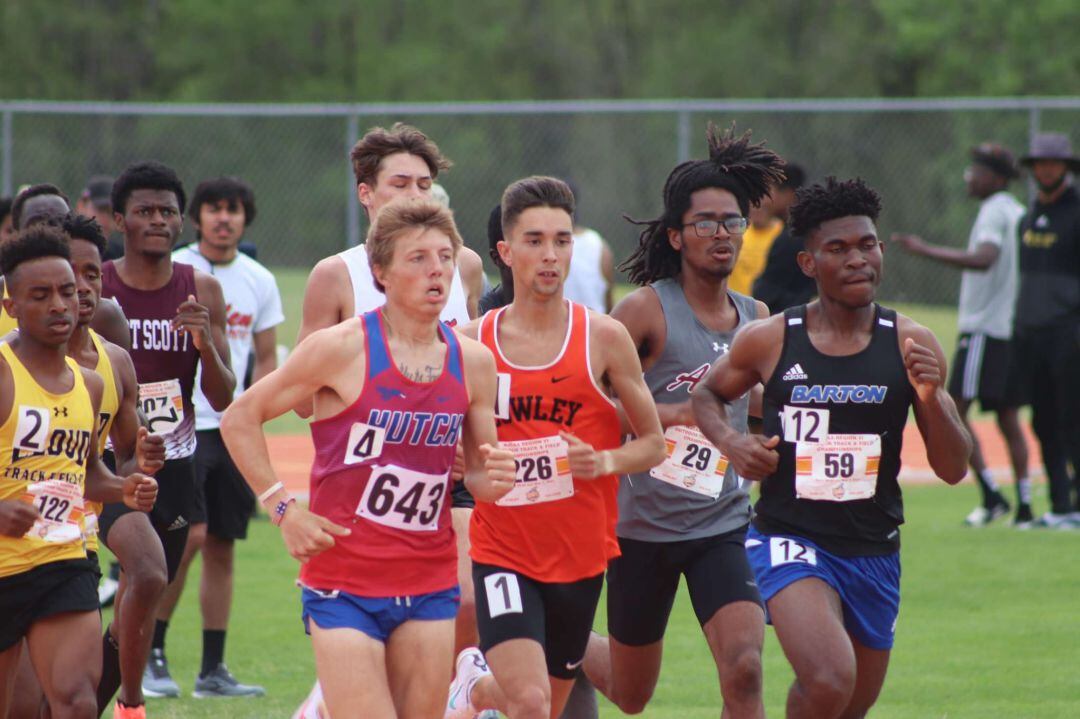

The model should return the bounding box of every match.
[0,283,16,337]
[0,342,96,578]
[84,330,119,554]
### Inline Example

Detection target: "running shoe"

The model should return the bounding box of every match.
[1013,504,1034,529]
[193,663,266,697]
[964,495,1010,527]
[142,649,180,698]
[1031,512,1076,530]
[445,647,491,719]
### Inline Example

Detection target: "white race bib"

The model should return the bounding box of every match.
[496,436,574,507]
[138,379,184,436]
[355,463,448,532]
[24,480,84,544]
[343,422,386,466]
[795,434,881,502]
[781,405,829,443]
[650,425,728,498]
[14,405,50,457]
[769,536,817,566]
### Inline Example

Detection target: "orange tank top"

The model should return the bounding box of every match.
[470,301,622,582]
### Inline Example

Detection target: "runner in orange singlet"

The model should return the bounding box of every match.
[445,176,664,719]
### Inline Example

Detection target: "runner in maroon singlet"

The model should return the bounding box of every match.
[97,162,234,704]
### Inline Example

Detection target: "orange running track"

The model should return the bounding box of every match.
[268,419,1042,498]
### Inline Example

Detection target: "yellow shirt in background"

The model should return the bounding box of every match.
[729,219,783,296]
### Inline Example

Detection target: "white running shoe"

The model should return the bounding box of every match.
[964,506,989,527]
[1032,512,1076,530]
[445,648,491,719]
[292,681,329,719]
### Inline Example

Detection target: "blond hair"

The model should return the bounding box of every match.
[366,199,463,293]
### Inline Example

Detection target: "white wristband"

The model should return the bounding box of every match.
[258,481,284,504]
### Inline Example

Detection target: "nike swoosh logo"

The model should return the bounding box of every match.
[551,375,571,383]
[565,657,585,671]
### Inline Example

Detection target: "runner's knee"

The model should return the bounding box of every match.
[795,661,856,714]
[717,645,763,704]
[505,682,549,719]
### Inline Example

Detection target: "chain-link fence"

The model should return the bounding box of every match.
[1,98,1078,305]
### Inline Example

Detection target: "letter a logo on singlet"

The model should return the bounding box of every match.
[666,363,710,393]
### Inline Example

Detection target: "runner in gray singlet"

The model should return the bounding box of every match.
[581,123,785,718]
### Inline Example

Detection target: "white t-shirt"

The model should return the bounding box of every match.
[957,191,1026,339]
[337,244,470,325]
[563,228,608,313]
[172,245,285,430]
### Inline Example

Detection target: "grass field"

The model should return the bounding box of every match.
[98,482,1080,718]
[130,267,1074,718]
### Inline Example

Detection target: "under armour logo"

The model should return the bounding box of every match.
[52,406,68,417]
[712,342,729,353]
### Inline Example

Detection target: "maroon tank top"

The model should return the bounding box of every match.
[102,260,200,458]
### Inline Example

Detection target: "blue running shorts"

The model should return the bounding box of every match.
[301,584,460,643]
[745,526,900,650]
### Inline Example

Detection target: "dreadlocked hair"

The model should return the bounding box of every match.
[620,122,786,286]
[789,176,882,244]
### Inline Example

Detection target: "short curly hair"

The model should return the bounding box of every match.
[1,224,71,279]
[63,212,108,258]
[789,176,882,243]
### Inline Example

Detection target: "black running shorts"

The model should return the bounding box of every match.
[0,558,99,651]
[607,525,762,646]
[473,562,603,680]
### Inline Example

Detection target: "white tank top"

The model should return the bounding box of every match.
[564,228,608,313]
[337,245,471,326]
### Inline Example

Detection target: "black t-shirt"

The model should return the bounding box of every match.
[1016,186,1080,330]
[755,304,914,556]
[752,228,816,314]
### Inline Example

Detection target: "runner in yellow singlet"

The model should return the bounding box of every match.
[0,225,157,718]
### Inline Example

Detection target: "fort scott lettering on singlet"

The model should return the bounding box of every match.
[365,409,463,447]
[790,385,888,404]
[497,395,584,427]
[128,318,191,352]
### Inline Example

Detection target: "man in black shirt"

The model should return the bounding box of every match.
[1013,133,1080,528]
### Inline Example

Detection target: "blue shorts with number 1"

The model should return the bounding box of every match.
[745,525,900,650]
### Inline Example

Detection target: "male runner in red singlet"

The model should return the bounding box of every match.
[222,199,515,719]
[446,176,665,719]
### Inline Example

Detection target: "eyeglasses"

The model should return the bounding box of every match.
[683,217,748,237]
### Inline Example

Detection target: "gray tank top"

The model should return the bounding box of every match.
[617,277,756,541]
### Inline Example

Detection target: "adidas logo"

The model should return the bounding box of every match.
[166,516,189,531]
[782,363,808,381]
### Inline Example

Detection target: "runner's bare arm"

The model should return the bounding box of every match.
[692,318,782,481]
[457,247,484,320]
[105,343,164,476]
[186,271,235,411]
[898,317,971,484]
[459,339,516,502]
[600,240,615,313]
[0,358,39,532]
[293,258,351,418]
[569,315,664,478]
[610,288,691,432]
[82,368,157,509]
[221,323,361,498]
[89,298,132,352]
[221,324,360,562]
